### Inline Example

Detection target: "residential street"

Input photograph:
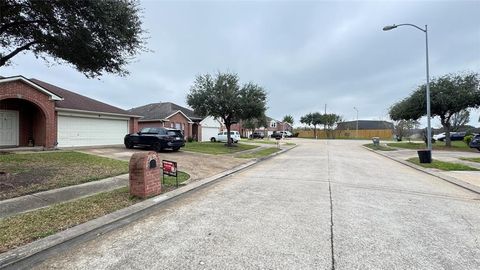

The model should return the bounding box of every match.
[36,139,480,270]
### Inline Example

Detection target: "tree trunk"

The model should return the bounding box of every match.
[441,116,452,147]
[313,125,317,139]
[225,119,232,147]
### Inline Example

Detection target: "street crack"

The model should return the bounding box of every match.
[326,141,335,270]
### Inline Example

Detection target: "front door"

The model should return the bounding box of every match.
[0,110,19,147]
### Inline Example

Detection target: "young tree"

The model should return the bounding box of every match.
[300,113,313,129]
[394,119,419,141]
[389,72,480,146]
[300,112,323,138]
[282,115,294,126]
[0,0,146,77]
[187,72,267,147]
[323,113,343,138]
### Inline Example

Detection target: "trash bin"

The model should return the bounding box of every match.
[417,150,432,164]
[372,137,380,146]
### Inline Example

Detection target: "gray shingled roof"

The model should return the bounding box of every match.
[28,78,136,116]
[336,120,394,130]
[128,102,203,121]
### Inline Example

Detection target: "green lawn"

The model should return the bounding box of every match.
[0,151,128,200]
[363,143,396,151]
[388,141,475,152]
[237,147,281,159]
[459,157,480,163]
[183,142,258,155]
[407,157,479,171]
[0,171,190,254]
[162,171,190,188]
[241,139,278,145]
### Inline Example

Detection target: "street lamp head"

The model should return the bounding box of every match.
[382,25,397,31]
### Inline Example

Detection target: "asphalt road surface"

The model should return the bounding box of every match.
[36,139,480,269]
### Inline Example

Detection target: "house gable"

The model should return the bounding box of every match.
[0,76,63,101]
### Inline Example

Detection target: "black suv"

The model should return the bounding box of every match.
[469,134,480,151]
[270,131,283,139]
[124,127,185,152]
[249,131,265,139]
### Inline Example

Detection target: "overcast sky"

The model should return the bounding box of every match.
[2,0,479,127]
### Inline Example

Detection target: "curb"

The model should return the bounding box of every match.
[0,145,297,270]
[362,146,480,195]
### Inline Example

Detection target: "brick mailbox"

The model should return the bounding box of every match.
[129,152,161,198]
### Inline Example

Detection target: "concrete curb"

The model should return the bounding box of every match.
[362,146,480,195]
[0,145,297,270]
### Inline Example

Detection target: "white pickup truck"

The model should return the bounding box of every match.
[211,131,241,143]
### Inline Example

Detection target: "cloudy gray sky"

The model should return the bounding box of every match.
[2,0,480,127]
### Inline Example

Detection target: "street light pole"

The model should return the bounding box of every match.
[383,23,432,151]
[353,107,359,138]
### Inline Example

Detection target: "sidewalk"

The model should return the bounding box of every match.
[368,147,480,194]
[0,174,128,219]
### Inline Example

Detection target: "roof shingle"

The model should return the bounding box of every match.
[128,102,202,121]
[30,79,134,116]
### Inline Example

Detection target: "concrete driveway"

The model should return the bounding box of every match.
[80,146,248,183]
[37,139,480,269]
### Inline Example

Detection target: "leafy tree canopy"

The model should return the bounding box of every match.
[0,0,146,77]
[389,72,479,145]
[187,72,267,146]
[282,115,294,125]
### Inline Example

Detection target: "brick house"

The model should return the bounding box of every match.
[229,117,293,137]
[0,76,140,148]
[128,102,203,140]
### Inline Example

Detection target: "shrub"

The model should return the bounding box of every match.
[464,135,473,145]
[187,136,194,143]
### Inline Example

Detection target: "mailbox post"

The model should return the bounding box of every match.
[129,151,161,198]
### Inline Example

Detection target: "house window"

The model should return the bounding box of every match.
[270,121,276,128]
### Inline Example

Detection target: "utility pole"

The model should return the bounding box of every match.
[354,107,359,138]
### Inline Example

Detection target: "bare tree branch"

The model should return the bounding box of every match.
[0,41,37,66]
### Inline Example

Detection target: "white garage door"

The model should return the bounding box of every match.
[57,115,129,147]
[201,126,219,142]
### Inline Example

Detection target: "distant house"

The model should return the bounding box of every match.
[0,76,140,148]
[229,116,293,137]
[128,102,203,140]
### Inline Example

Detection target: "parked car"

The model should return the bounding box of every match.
[469,134,480,151]
[280,131,293,137]
[249,131,265,139]
[211,131,240,143]
[433,132,466,141]
[124,127,185,152]
[270,131,283,139]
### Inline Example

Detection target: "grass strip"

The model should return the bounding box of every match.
[237,147,281,159]
[459,157,480,163]
[363,143,396,151]
[0,172,190,253]
[407,158,480,171]
[388,141,475,152]
[0,187,139,253]
[183,142,257,155]
[241,139,278,145]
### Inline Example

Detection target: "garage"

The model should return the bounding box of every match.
[200,116,221,142]
[57,114,129,147]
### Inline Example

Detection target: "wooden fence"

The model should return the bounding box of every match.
[296,129,394,140]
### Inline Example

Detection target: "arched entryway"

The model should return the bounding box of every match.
[0,98,49,147]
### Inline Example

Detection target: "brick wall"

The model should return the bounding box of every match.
[0,81,56,148]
